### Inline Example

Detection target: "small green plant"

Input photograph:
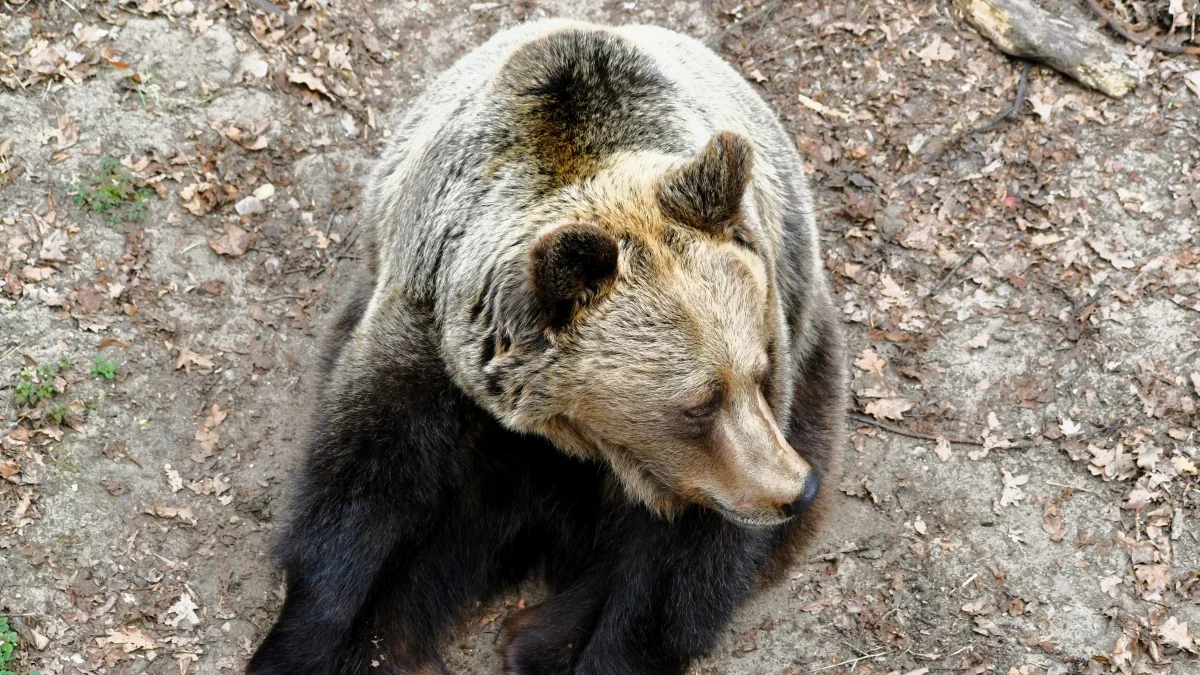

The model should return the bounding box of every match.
[45,402,70,426]
[12,357,70,406]
[0,616,18,674]
[67,157,154,227]
[90,354,117,380]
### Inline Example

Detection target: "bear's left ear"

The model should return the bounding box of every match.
[528,222,619,329]
[657,131,754,235]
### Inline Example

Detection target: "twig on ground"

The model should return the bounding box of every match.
[0,341,27,364]
[1046,480,1101,495]
[361,0,404,48]
[808,650,891,673]
[967,61,1033,135]
[180,239,207,254]
[928,60,1031,158]
[848,412,1032,449]
[705,0,781,47]
[931,252,977,295]
[1083,0,1200,55]
[954,572,980,593]
[849,412,984,446]
[264,293,305,303]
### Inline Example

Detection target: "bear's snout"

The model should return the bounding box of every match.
[779,471,821,518]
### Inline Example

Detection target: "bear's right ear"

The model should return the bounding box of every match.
[657,131,754,235]
[529,222,619,329]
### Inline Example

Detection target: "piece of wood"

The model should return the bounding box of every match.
[954,0,1139,98]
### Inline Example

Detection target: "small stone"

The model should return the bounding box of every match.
[235,196,264,215]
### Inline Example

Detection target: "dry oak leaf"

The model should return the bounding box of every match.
[854,349,887,377]
[1157,617,1197,652]
[209,223,250,257]
[865,398,913,421]
[98,626,156,653]
[153,503,197,524]
[175,348,215,373]
[288,70,330,96]
[1123,488,1160,510]
[961,598,992,615]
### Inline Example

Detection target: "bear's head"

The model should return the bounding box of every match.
[482,131,817,527]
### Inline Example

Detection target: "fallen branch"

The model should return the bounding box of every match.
[849,412,985,446]
[848,412,1032,449]
[808,651,891,673]
[953,0,1139,98]
[1083,0,1200,55]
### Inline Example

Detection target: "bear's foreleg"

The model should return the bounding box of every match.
[505,505,775,675]
[249,297,504,674]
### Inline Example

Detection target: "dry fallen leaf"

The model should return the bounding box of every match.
[961,598,992,615]
[1185,71,1200,99]
[854,349,887,377]
[1123,488,1160,511]
[1028,93,1053,123]
[165,465,183,493]
[999,470,1029,507]
[154,503,197,523]
[1157,617,1197,652]
[195,425,219,454]
[175,347,215,373]
[165,592,201,629]
[1059,418,1082,437]
[865,398,913,421]
[966,332,991,350]
[288,69,330,96]
[934,437,952,462]
[209,223,251,257]
[99,626,156,653]
[1042,501,1066,542]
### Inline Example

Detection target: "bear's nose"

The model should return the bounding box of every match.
[779,471,821,518]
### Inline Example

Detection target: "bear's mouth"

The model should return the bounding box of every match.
[705,493,791,529]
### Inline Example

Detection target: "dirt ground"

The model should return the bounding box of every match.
[2,0,1199,673]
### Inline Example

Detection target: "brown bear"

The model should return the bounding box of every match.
[248,18,845,675]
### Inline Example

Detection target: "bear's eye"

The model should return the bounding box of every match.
[683,390,723,421]
[731,229,758,254]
